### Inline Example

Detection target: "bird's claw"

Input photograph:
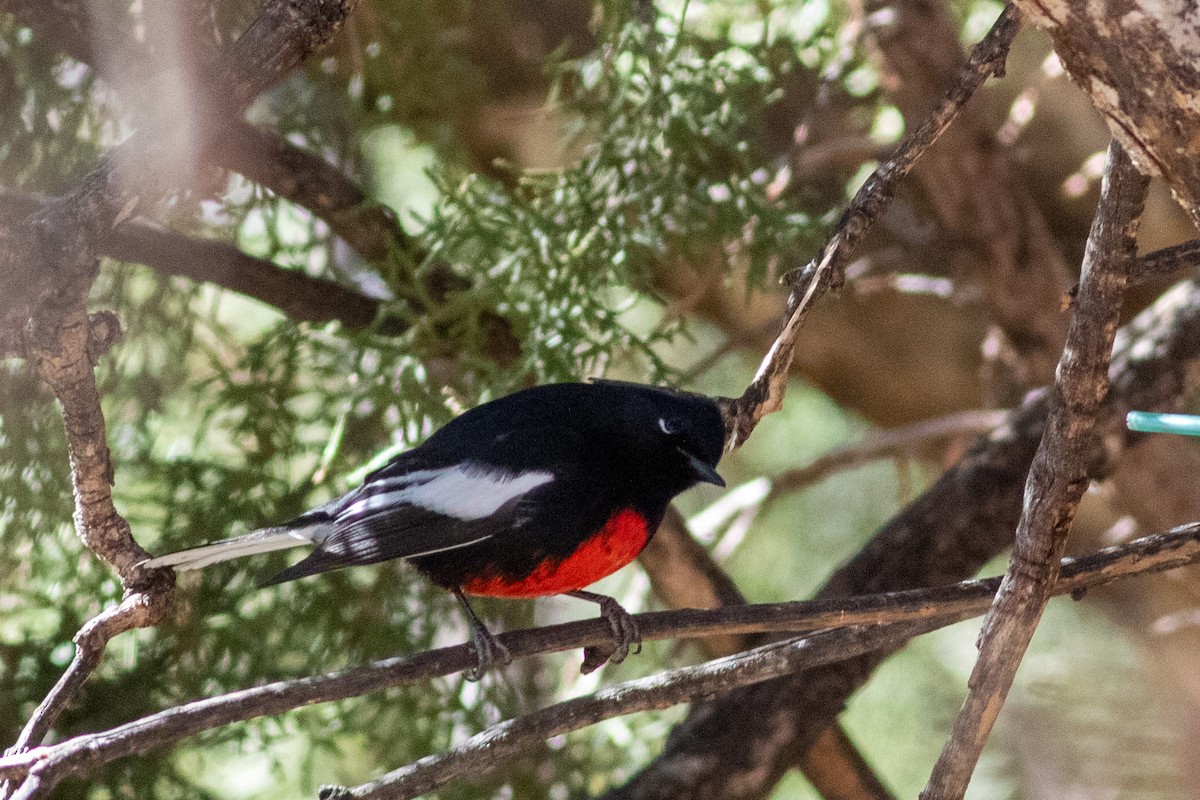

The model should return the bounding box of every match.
[580,595,642,674]
[465,626,511,682]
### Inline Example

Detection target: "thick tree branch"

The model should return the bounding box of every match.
[922,140,1148,798]
[720,4,1022,447]
[1009,0,1200,226]
[4,520,1198,794]
[1,300,174,798]
[0,4,364,793]
[0,0,362,335]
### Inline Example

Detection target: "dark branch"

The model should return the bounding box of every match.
[1130,237,1200,286]
[1,1,424,272]
[640,511,895,799]
[213,123,418,265]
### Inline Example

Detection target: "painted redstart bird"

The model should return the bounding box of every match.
[143,381,726,677]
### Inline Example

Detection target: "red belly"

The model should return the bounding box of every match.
[461,508,649,598]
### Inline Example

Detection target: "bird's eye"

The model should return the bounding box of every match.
[658,417,683,436]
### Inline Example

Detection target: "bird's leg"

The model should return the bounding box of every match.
[567,590,642,673]
[452,588,511,681]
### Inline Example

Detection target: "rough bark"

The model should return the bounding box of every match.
[1011,0,1200,226]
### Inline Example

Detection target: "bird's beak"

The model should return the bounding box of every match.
[681,449,725,487]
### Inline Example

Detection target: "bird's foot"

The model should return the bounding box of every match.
[570,591,641,674]
[465,625,511,682]
[454,588,511,681]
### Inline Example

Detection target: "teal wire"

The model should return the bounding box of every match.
[1126,411,1200,436]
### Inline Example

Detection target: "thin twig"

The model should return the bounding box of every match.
[922,140,1149,799]
[5,521,1200,791]
[768,409,1009,501]
[5,595,163,757]
[720,3,1022,447]
[1129,237,1200,286]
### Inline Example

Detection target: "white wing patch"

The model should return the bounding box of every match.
[340,464,554,522]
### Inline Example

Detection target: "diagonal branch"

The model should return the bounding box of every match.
[921,141,1149,798]
[720,4,1022,448]
[213,122,419,265]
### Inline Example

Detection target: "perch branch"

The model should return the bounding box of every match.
[922,140,1148,798]
[5,521,1200,791]
[337,623,936,800]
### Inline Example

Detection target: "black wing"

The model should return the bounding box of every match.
[261,425,585,585]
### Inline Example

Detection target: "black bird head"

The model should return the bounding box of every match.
[588,380,727,496]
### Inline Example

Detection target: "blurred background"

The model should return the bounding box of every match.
[2,0,1199,797]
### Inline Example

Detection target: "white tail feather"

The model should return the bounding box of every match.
[141,523,333,571]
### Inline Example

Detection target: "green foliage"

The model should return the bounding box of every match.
[418,18,831,386]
